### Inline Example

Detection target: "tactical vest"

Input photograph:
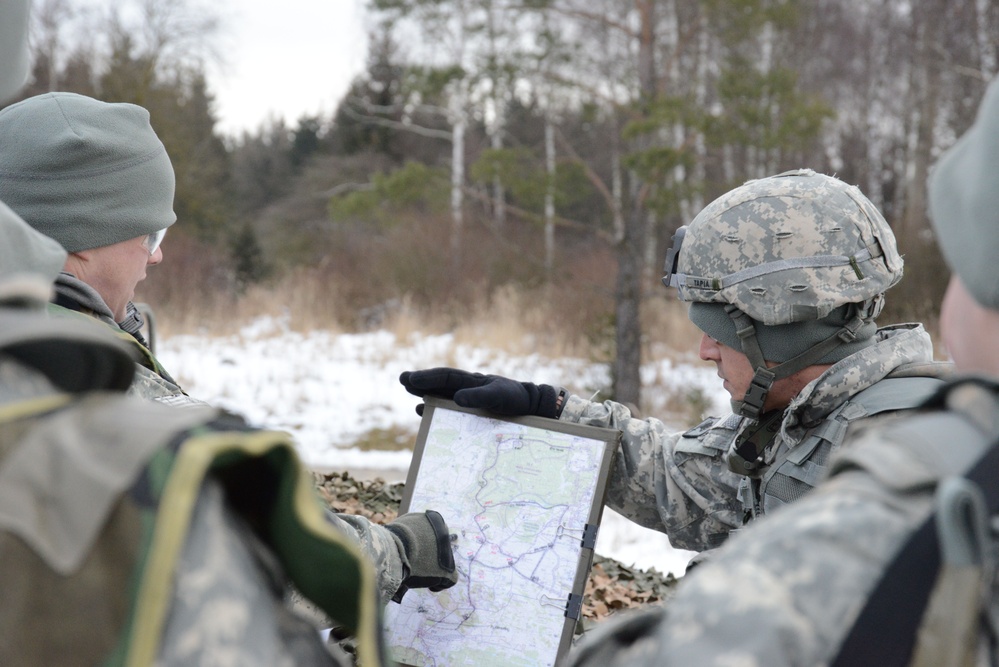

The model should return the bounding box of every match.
[0,394,386,667]
[736,374,945,521]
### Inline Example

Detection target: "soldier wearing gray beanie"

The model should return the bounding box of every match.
[0,92,176,252]
[0,17,457,667]
[0,91,198,405]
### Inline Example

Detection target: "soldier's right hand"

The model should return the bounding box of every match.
[399,367,566,419]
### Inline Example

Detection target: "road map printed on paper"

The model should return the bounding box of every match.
[384,403,615,667]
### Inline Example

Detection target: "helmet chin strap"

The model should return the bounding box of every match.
[724,302,872,421]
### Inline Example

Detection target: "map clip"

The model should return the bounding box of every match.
[564,593,584,620]
[581,523,599,550]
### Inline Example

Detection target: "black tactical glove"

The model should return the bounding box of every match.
[385,510,458,602]
[399,367,567,419]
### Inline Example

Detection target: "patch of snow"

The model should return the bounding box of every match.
[158,316,726,576]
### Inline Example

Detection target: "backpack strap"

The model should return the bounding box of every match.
[909,477,989,667]
[831,380,999,667]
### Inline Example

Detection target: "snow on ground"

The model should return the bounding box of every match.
[158,315,730,577]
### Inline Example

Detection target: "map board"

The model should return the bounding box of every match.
[384,397,620,667]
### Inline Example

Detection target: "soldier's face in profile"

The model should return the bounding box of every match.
[69,234,163,321]
[699,333,754,402]
[699,332,812,412]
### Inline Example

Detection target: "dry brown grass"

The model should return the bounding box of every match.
[139,223,706,362]
[141,250,704,372]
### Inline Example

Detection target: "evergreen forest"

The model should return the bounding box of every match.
[9,0,998,406]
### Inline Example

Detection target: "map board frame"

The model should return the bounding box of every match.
[385,396,620,666]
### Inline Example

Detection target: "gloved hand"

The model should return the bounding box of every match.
[385,510,458,602]
[399,367,567,419]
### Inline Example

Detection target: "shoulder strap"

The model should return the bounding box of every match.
[831,390,999,666]
[847,376,943,417]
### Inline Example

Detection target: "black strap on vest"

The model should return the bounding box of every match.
[727,409,783,478]
[830,434,999,666]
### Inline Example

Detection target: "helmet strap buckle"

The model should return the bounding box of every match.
[727,408,784,478]
[741,368,775,421]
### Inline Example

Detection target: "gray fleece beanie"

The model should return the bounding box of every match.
[689,301,877,364]
[928,76,999,311]
[0,92,176,253]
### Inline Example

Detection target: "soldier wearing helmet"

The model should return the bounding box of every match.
[666,168,903,423]
[400,169,950,555]
[564,78,999,667]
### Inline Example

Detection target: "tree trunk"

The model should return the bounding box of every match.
[544,116,556,277]
[903,3,940,239]
[450,81,467,261]
[487,3,506,229]
[613,0,657,407]
[614,201,645,407]
[611,126,625,242]
[976,0,996,79]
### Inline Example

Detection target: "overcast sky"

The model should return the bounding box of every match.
[211,0,369,136]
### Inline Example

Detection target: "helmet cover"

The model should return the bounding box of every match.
[670,169,903,325]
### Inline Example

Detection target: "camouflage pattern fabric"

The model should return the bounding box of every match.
[158,479,350,667]
[331,512,407,605]
[673,169,903,325]
[129,362,207,407]
[565,377,999,667]
[560,323,938,551]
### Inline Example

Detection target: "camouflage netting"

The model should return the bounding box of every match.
[312,470,680,633]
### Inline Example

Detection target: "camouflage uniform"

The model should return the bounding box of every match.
[401,172,948,556]
[566,78,999,665]
[566,376,999,667]
[563,170,948,552]
[563,321,942,551]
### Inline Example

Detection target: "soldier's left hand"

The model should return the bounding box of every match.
[386,510,458,601]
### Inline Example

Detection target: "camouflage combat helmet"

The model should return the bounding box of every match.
[663,169,904,419]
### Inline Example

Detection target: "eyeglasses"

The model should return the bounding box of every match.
[141,228,167,255]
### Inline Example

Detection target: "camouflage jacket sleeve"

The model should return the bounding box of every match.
[561,395,744,551]
[323,511,407,607]
[566,402,995,667]
[129,363,209,407]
